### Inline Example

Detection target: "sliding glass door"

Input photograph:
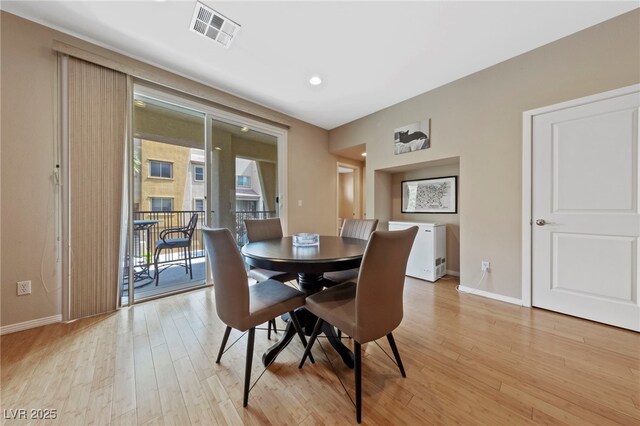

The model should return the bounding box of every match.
[121,85,286,305]
[121,94,207,303]
[209,119,279,248]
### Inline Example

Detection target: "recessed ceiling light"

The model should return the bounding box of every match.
[361,152,367,157]
[240,126,249,132]
[309,75,322,86]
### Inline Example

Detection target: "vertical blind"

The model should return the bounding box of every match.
[68,57,127,320]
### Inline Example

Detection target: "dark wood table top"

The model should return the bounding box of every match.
[241,236,367,274]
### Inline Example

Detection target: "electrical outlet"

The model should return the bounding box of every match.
[17,280,32,296]
[481,261,490,272]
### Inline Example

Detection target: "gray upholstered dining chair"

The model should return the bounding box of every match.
[323,218,378,285]
[298,226,418,423]
[245,218,299,339]
[202,227,313,407]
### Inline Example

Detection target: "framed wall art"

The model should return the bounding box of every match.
[401,176,457,214]
[394,119,431,155]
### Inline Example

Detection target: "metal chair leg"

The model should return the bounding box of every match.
[188,246,193,279]
[153,248,161,286]
[288,311,314,364]
[267,319,275,339]
[216,326,232,363]
[386,332,406,377]
[243,328,255,407]
[184,247,188,275]
[355,341,362,423]
[298,318,323,368]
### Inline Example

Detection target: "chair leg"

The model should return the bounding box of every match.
[153,248,161,286]
[355,341,362,423]
[337,329,342,339]
[216,326,232,363]
[243,328,256,407]
[298,318,323,369]
[183,247,188,275]
[267,319,276,340]
[188,246,193,279]
[386,332,406,378]
[288,312,314,364]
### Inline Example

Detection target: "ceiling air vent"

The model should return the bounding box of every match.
[190,2,240,48]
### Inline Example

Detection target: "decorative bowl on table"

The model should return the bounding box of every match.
[292,233,320,247]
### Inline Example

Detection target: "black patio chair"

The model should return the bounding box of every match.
[153,213,198,286]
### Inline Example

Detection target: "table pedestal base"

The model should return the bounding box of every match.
[261,273,354,368]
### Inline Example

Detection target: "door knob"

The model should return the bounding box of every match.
[535,219,546,226]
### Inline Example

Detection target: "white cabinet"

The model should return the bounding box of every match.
[388,221,446,282]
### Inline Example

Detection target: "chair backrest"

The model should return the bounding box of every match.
[354,226,418,343]
[202,227,249,330]
[185,213,199,239]
[340,219,379,240]
[245,217,283,242]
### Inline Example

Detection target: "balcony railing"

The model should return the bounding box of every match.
[132,210,276,267]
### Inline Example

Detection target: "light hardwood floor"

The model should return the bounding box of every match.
[2,276,639,425]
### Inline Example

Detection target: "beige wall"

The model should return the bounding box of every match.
[1,12,63,326]
[0,11,335,327]
[329,10,640,299]
[390,162,460,274]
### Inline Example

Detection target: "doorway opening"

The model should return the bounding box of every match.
[123,93,207,304]
[337,163,362,234]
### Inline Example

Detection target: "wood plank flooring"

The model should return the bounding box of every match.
[1,276,639,425]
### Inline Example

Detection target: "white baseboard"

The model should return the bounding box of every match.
[446,270,460,277]
[457,285,522,306]
[1,314,62,335]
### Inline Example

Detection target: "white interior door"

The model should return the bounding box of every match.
[532,89,640,331]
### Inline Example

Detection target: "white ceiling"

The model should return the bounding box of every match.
[2,1,637,130]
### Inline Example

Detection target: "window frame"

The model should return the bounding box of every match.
[149,160,173,179]
[149,197,174,212]
[236,175,250,188]
[193,163,205,182]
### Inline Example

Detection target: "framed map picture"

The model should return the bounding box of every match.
[401,176,457,214]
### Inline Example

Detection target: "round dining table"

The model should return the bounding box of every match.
[242,236,368,368]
